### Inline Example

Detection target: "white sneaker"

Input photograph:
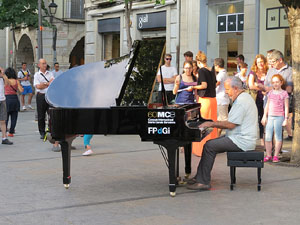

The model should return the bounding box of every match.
[82,149,93,156]
[27,105,34,110]
[22,106,26,110]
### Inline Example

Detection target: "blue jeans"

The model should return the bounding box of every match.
[265,116,284,142]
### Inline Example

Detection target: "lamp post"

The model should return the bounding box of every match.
[49,0,58,64]
[38,0,43,59]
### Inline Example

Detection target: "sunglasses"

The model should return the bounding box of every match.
[165,58,172,61]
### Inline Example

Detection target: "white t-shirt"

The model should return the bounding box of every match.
[0,78,5,101]
[52,70,63,78]
[18,69,31,86]
[157,65,177,91]
[216,69,230,105]
[226,92,258,151]
[34,70,54,94]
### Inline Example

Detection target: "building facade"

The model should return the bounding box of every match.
[14,0,85,73]
[84,0,290,73]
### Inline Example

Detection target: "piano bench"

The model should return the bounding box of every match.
[227,151,264,191]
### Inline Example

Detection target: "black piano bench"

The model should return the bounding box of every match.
[227,151,264,191]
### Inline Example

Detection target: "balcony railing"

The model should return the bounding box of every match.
[63,0,84,20]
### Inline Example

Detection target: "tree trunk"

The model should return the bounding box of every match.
[12,29,18,70]
[124,1,133,52]
[287,7,300,163]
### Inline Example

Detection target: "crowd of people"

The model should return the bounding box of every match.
[156,49,294,191]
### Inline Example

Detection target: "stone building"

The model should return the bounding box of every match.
[14,0,85,73]
[0,28,13,69]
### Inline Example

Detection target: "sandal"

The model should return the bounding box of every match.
[264,156,272,162]
[272,156,279,163]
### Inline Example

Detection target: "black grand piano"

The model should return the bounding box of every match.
[46,40,210,196]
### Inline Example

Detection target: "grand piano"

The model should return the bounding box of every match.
[46,40,210,196]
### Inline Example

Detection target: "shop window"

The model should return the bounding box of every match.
[103,33,120,60]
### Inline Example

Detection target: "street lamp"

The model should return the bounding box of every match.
[49,0,58,64]
[49,1,58,16]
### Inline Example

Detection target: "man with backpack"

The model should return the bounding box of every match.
[18,62,34,110]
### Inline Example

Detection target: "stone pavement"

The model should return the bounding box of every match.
[0,104,300,225]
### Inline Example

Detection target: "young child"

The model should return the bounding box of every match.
[261,74,289,163]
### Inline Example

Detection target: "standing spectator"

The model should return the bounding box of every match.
[18,62,34,110]
[156,54,178,104]
[184,51,193,61]
[34,59,54,139]
[260,50,293,140]
[4,68,23,137]
[236,54,245,73]
[235,62,248,87]
[0,67,13,145]
[266,49,275,69]
[214,58,230,137]
[261,74,289,163]
[192,60,199,78]
[248,54,268,146]
[52,62,63,78]
[173,61,197,104]
[34,59,60,151]
[189,51,218,157]
[83,135,94,156]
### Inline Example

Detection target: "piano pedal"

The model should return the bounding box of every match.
[177,176,187,185]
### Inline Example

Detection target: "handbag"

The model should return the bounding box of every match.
[246,72,258,101]
[245,88,257,101]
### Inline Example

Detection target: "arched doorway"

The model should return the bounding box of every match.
[17,34,34,73]
[69,37,84,68]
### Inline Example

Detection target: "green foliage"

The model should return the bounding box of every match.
[279,0,300,9]
[0,0,49,29]
[122,39,165,105]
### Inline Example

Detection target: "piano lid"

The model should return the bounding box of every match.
[46,39,165,108]
[46,42,139,108]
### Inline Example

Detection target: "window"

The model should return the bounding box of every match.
[103,33,120,60]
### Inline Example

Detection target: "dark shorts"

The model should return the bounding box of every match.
[21,85,33,95]
[0,100,7,121]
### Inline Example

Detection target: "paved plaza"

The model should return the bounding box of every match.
[0,102,300,225]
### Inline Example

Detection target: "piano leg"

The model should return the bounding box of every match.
[167,147,177,197]
[60,140,71,189]
[184,143,192,178]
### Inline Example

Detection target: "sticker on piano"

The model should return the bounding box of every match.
[147,111,176,124]
[148,127,170,135]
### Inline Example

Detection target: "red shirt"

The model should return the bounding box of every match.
[4,82,18,95]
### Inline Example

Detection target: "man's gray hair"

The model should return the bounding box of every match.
[226,76,243,90]
[269,50,284,61]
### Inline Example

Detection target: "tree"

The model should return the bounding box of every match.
[111,0,165,51]
[0,0,49,68]
[279,0,300,163]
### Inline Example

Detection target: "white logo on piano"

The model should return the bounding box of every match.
[148,127,170,135]
[148,111,176,125]
[148,111,175,119]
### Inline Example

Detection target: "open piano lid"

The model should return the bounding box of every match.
[46,41,140,108]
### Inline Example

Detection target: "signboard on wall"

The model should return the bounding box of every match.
[217,13,244,33]
[266,7,289,30]
[137,11,166,30]
[98,18,120,33]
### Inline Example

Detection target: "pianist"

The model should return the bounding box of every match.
[187,76,258,191]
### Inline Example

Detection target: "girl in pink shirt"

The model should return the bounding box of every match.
[261,74,289,163]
